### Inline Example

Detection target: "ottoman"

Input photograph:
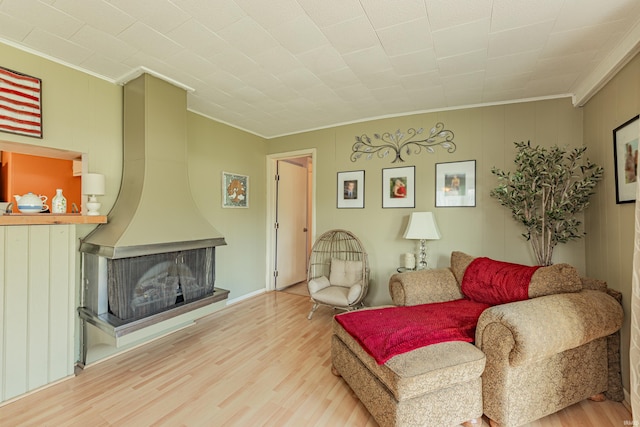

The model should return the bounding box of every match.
[332,317,485,427]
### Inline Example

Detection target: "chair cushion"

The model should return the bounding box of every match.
[330,258,363,287]
[347,283,362,303]
[308,276,330,294]
[312,285,350,306]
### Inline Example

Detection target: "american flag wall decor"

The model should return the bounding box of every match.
[0,66,42,138]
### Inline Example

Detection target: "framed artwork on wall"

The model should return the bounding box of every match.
[337,170,365,208]
[435,160,476,207]
[0,66,42,138]
[382,166,415,208]
[613,115,640,204]
[222,171,249,208]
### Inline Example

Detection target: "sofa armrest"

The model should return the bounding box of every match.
[389,268,464,306]
[475,289,623,366]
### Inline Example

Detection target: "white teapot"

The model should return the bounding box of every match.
[14,193,49,213]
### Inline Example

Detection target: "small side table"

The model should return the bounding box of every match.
[396,267,416,273]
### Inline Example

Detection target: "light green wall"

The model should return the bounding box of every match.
[583,52,640,393]
[187,112,268,300]
[266,98,586,306]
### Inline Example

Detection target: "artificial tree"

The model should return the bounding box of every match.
[490,141,604,266]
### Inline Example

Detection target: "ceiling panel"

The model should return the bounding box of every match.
[487,21,554,58]
[24,28,92,64]
[426,0,492,31]
[490,0,563,32]
[268,15,328,55]
[51,0,135,36]
[432,19,489,58]
[377,17,433,57]
[296,0,365,28]
[109,0,190,34]
[322,15,379,55]
[360,0,427,30]
[70,26,138,63]
[235,0,305,29]
[1,0,83,39]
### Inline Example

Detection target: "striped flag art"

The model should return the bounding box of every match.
[0,66,42,138]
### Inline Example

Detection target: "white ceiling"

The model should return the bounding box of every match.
[1,0,639,139]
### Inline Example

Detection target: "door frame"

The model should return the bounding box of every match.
[265,148,316,291]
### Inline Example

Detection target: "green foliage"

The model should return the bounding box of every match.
[490,141,604,266]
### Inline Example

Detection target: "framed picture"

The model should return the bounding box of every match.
[382,166,415,208]
[0,66,42,138]
[435,160,476,207]
[613,115,640,204]
[337,170,365,208]
[222,171,249,208]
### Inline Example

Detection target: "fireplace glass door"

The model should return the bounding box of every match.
[107,248,215,320]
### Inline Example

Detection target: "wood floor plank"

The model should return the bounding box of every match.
[0,291,632,426]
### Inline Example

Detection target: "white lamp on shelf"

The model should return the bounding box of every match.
[83,173,105,216]
[403,212,441,270]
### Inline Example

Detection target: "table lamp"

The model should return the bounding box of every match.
[403,212,441,270]
[83,173,105,216]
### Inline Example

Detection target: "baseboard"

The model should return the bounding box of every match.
[226,288,267,306]
[0,373,74,408]
[624,388,632,415]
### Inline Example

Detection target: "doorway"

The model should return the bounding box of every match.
[266,149,315,291]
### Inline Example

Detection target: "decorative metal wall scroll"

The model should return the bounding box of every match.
[351,122,456,163]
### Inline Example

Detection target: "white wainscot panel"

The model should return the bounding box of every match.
[0,225,75,403]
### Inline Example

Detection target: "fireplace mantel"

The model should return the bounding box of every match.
[0,214,107,226]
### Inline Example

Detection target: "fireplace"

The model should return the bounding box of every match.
[79,246,228,341]
[76,74,229,365]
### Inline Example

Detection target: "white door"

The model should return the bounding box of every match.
[275,160,308,289]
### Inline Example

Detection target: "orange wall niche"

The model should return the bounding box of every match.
[1,152,81,211]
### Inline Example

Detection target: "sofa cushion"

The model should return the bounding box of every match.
[330,258,362,287]
[529,263,582,297]
[451,251,582,299]
[451,251,475,284]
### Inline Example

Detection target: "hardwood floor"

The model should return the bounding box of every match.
[0,291,632,426]
[278,281,309,297]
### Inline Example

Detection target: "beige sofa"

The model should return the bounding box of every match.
[332,252,624,427]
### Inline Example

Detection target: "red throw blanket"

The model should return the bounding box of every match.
[335,299,490,364]
[461,257,541,305]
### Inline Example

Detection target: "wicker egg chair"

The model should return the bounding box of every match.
[307,229,369,319]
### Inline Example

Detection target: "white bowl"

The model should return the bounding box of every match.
[18,206,45,213]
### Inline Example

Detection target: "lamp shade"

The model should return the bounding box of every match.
[403,212,441,240]
[83,173,105,196]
